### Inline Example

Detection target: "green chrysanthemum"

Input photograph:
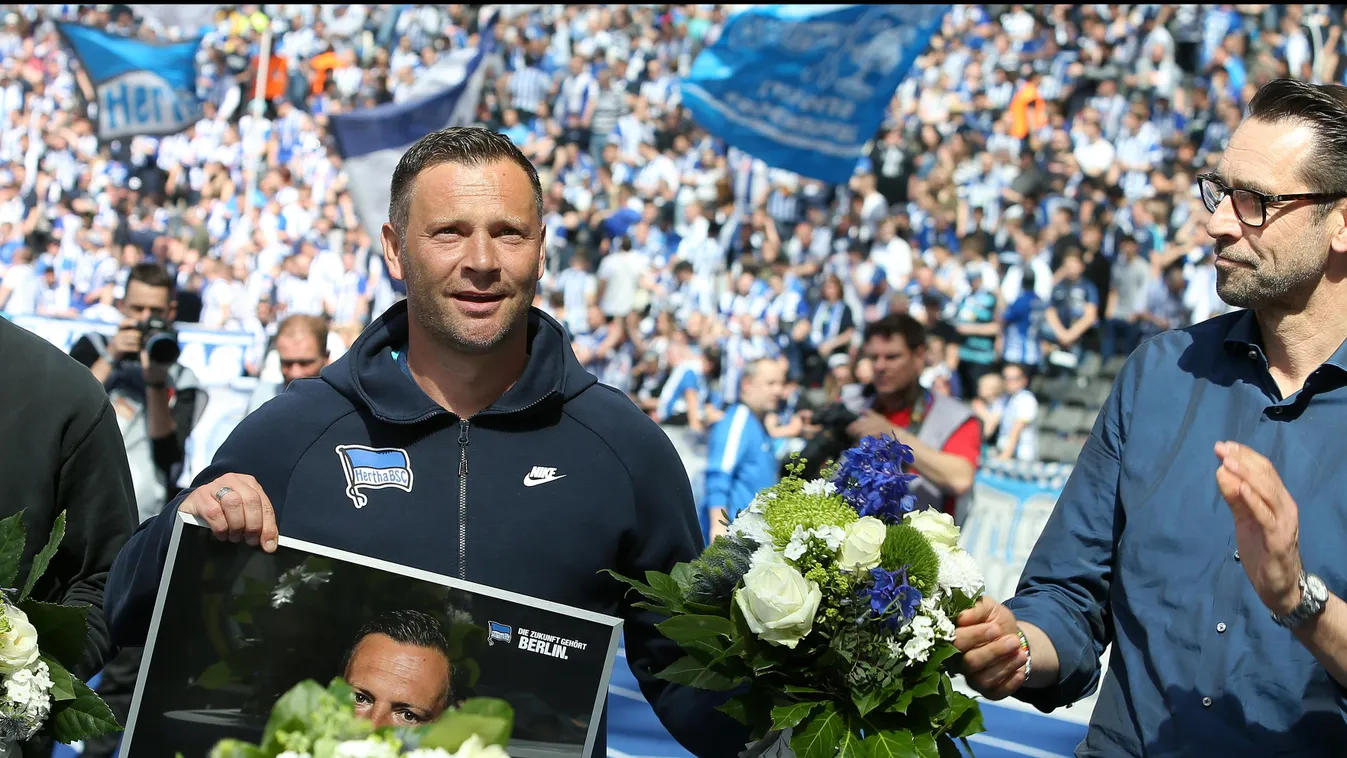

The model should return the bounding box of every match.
[879,524,940,593]
[760,477,859,546]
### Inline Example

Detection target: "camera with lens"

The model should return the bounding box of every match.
[138,316,181,365]
[788,402,860,481]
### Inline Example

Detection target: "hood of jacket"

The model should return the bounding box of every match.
[321,299,598,424]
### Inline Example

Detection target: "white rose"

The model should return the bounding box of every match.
[453,735,511,758]
[837,517,886,572]
[734,550,822,649]
[0,606,41,675]
[904,510,961,551]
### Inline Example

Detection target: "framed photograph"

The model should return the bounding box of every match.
[121,513,623,758]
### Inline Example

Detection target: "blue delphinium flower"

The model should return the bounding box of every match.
[832,434,918,522]
[859,566,923,629]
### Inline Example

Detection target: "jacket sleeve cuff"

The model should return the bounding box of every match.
[1005,592,1103,712]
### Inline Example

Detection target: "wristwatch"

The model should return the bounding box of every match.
[1271,571,1329,629]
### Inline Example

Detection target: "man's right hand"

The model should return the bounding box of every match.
[107,320,143,361]
[179,474,279,551]
[954,596,1028,700]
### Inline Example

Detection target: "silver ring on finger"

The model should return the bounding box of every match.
[213,486,234,503]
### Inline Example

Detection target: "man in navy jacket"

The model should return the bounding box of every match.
[105,127,746,758]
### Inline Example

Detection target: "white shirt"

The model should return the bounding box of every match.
[1,263,38,314]
[996,389,1039,462]
[596,251,648,318]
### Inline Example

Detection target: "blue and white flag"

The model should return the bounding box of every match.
[680,5,949,184]
[56,22,204,141]
[336,445,415,509]
[329,10,499,244]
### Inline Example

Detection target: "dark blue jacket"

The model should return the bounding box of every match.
[105,300,747,758]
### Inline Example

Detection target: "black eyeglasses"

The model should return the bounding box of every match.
[1197,173,1347,228]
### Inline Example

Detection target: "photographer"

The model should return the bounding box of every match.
[802,314,983,524]
[69,262,202,524]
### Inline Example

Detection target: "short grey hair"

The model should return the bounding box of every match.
[388,126,543,242]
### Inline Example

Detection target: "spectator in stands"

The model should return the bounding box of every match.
[1103,235,1153,359]
[843,314,981,522]
[993,363,1039,462]
[245,314,331,415]
[704,357,785,540]
[1045,247,1101,370]
[1137,261,1195,341]
[955,77,1347,756]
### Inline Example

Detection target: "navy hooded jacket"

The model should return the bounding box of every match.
[105,300,748,758]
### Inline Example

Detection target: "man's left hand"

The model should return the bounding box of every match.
[1215,441,1304,616]
[847,410,895,441]
[141,350,170,387]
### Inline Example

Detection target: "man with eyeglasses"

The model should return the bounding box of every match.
[245,314,332,415]
[954,77,1347,755]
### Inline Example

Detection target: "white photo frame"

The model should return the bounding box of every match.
[120,512,623,758]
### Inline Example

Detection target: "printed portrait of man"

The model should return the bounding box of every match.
[340,609,455,728]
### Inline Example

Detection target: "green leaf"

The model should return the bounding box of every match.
[326,677,356,706]
[783,685,825,695]
[207,740,267,758]
[655,655,741,691]
[852,687,889,718]
[837,726,866,758]
[888,676,941,716]
[50,677,121,744]
[716,697,750,725]
[196,661,235,690]
[21,600,88,668]
[456,697,515,743]
[647,571,686,608]
[0,511,26,589]
[632,600,675,615]
[20,511,64,602]
[946,693,984,738]
[671,563,697,594]
[657,614,734,646]
[419,712,512,752]
[770,700,821,731]
[913,733,940,758]
[43,656,76,702]
[865,730,919,758]
[262,679,327,748]
[790,702,847,758]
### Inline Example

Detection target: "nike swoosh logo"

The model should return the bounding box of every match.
[523,474,567,487]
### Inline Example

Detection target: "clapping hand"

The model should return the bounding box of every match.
[1214,441,1304,616]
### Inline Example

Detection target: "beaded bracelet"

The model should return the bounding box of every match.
[1017,627,1032,682]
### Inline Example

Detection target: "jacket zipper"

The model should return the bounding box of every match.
[457,417,470,580]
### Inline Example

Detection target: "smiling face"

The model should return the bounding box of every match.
[1207,117,1347,310]
[382,160,546,354]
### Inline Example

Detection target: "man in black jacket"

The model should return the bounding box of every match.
[106,127,747,758]
[0,318,140,756]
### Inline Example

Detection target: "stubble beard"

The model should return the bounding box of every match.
[404,255,538,356]
[1214,241,1322,311]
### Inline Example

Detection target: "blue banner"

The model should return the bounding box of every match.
[959,458,1071,605]
[680,4,948,184]
[56,22,204,140]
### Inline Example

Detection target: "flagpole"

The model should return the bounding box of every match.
[244,21,272,217]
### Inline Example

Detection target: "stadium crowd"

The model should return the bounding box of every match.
[0,3,1341,510]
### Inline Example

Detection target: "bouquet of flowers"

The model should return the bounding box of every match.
[609,435,987,757]
[205,678,514,758]
[0,510,120,752]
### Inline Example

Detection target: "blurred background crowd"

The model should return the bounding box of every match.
[1,2,1339,496]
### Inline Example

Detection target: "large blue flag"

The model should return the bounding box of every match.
[329,10,499,245]
[56,22,204,141]
[681,5,949,184]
